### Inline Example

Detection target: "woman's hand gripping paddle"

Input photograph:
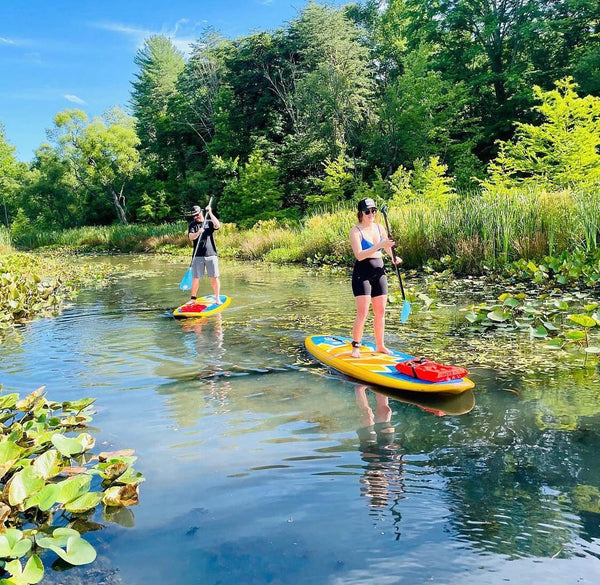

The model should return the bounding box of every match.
[381,205,411,323]
[179,197,213,290]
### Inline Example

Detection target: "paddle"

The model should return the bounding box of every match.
[380,205,411,323]
[179,197,213,291]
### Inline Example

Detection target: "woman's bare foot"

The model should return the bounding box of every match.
[376,346,393,355]
[351,347,361,358]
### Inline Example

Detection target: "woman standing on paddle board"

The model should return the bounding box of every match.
[349,198,400,358]
[186,203,222,305]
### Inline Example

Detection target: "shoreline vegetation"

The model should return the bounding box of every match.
[5,187,600,279]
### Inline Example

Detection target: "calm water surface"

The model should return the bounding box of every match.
[1,256,600,584]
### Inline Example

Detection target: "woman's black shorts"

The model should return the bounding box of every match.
[352,257,388,297]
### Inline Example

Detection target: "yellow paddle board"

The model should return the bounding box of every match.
[173,295,231,318]
[305,335,474,394]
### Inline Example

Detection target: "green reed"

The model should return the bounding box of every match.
[0,224,12,253]
[9,186,600,276]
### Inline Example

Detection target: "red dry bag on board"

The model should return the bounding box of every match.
[395,357,468,382]
[179,304,207,313]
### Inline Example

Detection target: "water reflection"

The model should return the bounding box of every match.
[3,258,600,584]
[355,385,405,538]
[179,313,225,362]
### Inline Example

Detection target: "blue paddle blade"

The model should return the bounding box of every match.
[401,299,411,323]
[179,268,193,290]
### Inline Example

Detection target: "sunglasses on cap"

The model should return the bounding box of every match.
[363,208,378,215]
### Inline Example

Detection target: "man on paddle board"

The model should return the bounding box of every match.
[349,197,400,358]
[186,203,222,305]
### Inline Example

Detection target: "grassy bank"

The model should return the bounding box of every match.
[8,187,600,285]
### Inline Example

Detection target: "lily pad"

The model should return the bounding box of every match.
[36,528,96,566]
[487,310,512,322]
[31,449,62,480]
[8,467,45,507]
[569,314,597,328]
[0,528,32,559]
[64,491,103,513]
[530,325,549,339]
[1,555,44,585]
[545,339,564,350]
[101,483,139,507]
[565,330,587,341]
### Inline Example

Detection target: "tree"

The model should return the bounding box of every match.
[18,144,82,229]
[398,0,599,160]
[307,151,357,209]
[289,3,375,156]
[482,78,600,191]
[130,36,186,216]
[0,124,23,227]
[130,35,185,155]
[220,149,283,226]
[171,31,225,158]
[52,108,141,224]
[364,44,482,187]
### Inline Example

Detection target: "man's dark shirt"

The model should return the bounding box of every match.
[188,219,218,257]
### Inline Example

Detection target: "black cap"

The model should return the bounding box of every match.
[358,198,376,212]
[190,205,202,216]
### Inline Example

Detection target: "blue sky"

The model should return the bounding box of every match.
[1,0,341,162]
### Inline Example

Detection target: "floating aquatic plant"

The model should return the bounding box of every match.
[0,386,143,584]
[463,293,600,362]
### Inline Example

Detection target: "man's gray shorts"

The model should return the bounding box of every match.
[192,256,220,278]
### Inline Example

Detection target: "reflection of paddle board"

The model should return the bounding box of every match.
[372,386,475,415]
[173,295,231,318]
[305,334,474,394]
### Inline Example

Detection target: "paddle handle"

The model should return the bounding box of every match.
[381,207,406,301]
[201,196,214,230]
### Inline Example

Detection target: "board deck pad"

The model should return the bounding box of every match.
[305,334,474,394]
[173,295,231,318]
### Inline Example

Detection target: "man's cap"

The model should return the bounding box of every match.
[190,205,202,216]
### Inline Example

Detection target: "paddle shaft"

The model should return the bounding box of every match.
[380,207,406,300]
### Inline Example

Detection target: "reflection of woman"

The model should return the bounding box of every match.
[355,385,404,515]
[349,198,401,358]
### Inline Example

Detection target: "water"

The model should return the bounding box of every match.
[1,256,600,584]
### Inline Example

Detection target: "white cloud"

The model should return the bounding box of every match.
[92,21,154,46]
[91,19,207,57]
[64,94,86,105]
[0,36,16,45]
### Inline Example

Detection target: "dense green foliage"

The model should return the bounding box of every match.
[0,386,143,584]
[1,1,598,234]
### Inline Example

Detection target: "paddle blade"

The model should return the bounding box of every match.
[401,299,411,323]
[179,268,193,290]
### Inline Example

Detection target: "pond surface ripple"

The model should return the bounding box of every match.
[1,257,600,584]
